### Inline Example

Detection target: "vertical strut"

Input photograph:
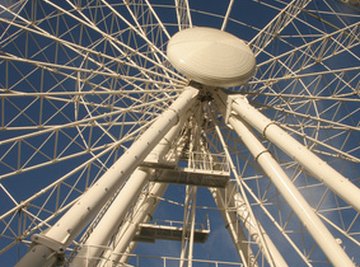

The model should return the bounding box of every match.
[179,186,197,267]
[210,186,258,267]
[187,187,197,267]
[102,132,190,266]
[16,87,198,267]
[175,0,193,31]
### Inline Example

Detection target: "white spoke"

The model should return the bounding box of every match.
[0,1,359,266]
[175,0,193,30]
[250,0,312,56]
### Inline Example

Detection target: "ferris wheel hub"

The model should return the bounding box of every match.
[167,27,256,87]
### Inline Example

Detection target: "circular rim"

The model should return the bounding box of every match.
[0,1,359,266]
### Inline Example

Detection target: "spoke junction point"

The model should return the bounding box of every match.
[166,27,357,267]
[7,6,358,265]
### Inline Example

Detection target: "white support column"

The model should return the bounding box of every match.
[16,87,198,267]
[213,89,360,212]
[208,104,284,267]
[179,186,197,267]
[104,134,190,266]
[187,187,197,267]
[115,241,137,266]
[71,168,150,267]
[71,117,188,266]
[227,116,355,267]
[108,182,168,265]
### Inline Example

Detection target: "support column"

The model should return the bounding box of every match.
[210,187,256,267]
[227,115,355,267]
[179,186,197,267]
[16,87,198,267]
[105,133,190,266]
[187,187,197,267]
[208,105,286,267]
[106,182,168,265]
[70,117,188,266]
[213,89,360,212]
[70,168,150,267]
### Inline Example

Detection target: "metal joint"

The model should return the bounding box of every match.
[31,234,65,254]
[262,121,277,138]
[168,107,180,125]
[225,94,248,126]
[254,149,270,162]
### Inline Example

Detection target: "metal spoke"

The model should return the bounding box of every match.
[250,0,313,56]
[0,1,359,266]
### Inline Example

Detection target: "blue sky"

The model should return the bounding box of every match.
[0,0,359,266]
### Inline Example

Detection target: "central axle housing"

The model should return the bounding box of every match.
[167,27,256,87]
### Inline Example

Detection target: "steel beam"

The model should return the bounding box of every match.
[227,115,355,267]
[250,0,312,56]
[211,184,288,267]
[213,90,360,212]
[70,117,188,266]
[106,182,168,265]
[210,186,258,267]
[208,105,287,267]
[15,87,198,267]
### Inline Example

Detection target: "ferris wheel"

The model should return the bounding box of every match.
[0,0,359,266]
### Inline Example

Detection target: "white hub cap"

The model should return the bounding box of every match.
[167,27,256,87]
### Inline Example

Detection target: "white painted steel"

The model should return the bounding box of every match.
[209,107,282,267]
[70,168,150,267]
[109,183,168,265]
[187,187,197,267]
[81,183,165,267]
[71,118,187,266]
[221,0,235,31]
[211,187,274,267]
[167,27,256,87]
[1,1,359,267]
[215,90,360,212]
[250,0,312,56]
[175,0,193,31]
[179,186,197,267]
[232,191,288,267]
[107,134,190,266]
[227,116,355,267]
[15,87,198,267]
[209,187,258,267]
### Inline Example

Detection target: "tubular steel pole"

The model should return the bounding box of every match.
[210,186,277,267]
[71,118,188,266]
[209,104,286,267]
[16,87,198,267]
[106,136,190,265]
[214,89,360,213]
[110,182,168,265]
[227,115,355,267]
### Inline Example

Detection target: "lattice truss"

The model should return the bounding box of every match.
[0,0,359,266]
